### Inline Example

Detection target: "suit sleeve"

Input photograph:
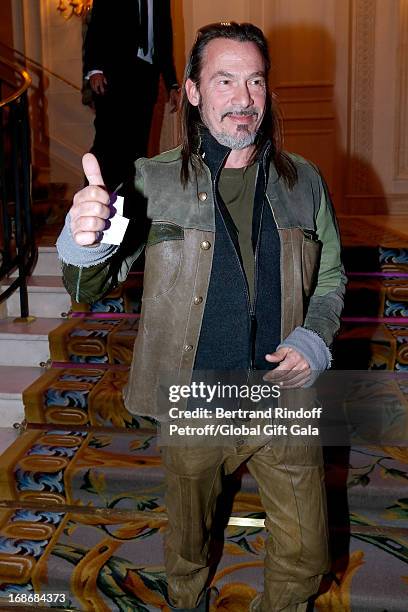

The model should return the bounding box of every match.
[84,0,107,74]
[157,0,178,91]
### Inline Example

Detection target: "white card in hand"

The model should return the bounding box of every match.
[101,195,129,245]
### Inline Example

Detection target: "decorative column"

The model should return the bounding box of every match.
[349,0,376,194]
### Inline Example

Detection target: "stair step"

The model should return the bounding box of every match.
[0,366,42,427]
[237,454,408,524]
[10,247,62,277]
[334,322,408,370]
[0,503,405,609]
[342,245,408,274]
[2,275,71,318]
[0,429,162,507]
[70,274,143,315]
[48,317,139,365]
[339,216,408,250]
[35,246,62,276]
[0,317,61,367]
[1,428,406,520]
[22,364,147,426]
[344,277,408,318]
[0,429,19,456]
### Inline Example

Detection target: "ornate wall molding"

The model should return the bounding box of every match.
[394,0,408,179]
[350,0,376,193]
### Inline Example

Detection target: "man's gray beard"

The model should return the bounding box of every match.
[211,129,257,150]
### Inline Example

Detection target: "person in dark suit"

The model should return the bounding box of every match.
[84,0,179,191]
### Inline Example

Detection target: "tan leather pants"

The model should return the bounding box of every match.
[161,441,330,611]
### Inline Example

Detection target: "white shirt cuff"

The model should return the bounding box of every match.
[85,70,104,80]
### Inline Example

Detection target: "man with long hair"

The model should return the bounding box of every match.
[57,22,345,612]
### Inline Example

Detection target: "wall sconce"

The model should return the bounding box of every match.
[57,0,93,19]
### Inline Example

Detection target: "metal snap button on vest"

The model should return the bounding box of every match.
[184,344,193,352]
[193,296,203,305]
[200,240,211,250]
[198,191,208,201]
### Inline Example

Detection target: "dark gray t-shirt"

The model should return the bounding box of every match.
[218,163,258,301]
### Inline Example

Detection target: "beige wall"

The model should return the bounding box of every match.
[182,0,408,214]
[346,0,407,213]
[10,0,93,187]
[39,0,94,186]
[10,0,408,214]
[0,0,14,48]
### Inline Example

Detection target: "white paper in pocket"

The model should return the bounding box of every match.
[101,194,129,245]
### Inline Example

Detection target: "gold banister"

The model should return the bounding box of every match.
[0,56,31,108]
[0,42,80,92]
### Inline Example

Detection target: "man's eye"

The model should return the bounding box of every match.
[250,79,265,87]
[219,80,230,85]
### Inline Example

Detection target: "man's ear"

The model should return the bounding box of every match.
[185,78,200,107]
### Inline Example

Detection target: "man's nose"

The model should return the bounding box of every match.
[231,82,253,107]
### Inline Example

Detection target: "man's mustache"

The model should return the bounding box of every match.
[221,109,259,121]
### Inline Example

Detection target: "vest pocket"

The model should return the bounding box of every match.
[146,221,184,246]
[301,230,321,297]
[143,223,184,299]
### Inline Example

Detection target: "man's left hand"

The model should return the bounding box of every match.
[264,347,311,387]
[169,88,180,113]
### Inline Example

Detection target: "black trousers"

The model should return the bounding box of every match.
[90,59,159,191]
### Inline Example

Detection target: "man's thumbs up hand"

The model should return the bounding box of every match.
[70,153,111,246]
[82,152,105,187]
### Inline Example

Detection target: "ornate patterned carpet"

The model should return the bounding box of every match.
[0,237,407,611]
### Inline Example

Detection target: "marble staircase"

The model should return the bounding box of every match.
[0,245,67,440]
